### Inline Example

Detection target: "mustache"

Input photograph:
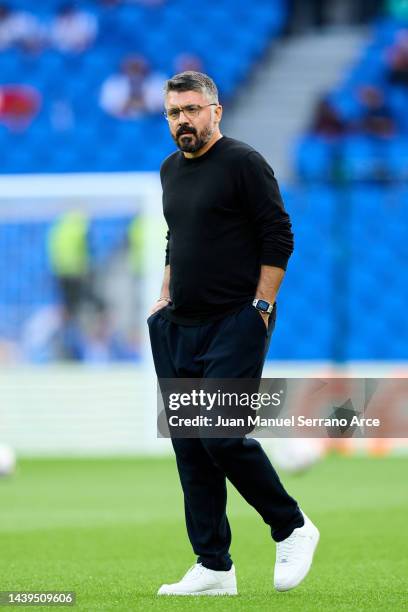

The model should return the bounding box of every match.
[177,125,197,138]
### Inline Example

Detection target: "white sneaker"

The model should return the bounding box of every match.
[274,511,319,592]
[157,563,237,596]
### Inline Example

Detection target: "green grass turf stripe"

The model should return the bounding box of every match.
[0,456,406,611]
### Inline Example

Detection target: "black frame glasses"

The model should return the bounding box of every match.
[163,103,217,122]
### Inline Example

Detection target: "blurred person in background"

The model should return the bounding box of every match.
[0,3,13,49]
[126,216,144,342]
[128,215,143,278]
[310,95,346,138]
[355,85,396,139]
[48,211,92,360]
[0,2,45,53]
[174,52,204,74]
[348,85,396,181]
[50,3,98,54]
[143,66,167,114]
[47,211,110,360]
[0,84,41,130]
[148,71,319,597]
[99,54,165,119]
[387,29,408,86]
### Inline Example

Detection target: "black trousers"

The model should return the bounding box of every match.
[148,301,304,571]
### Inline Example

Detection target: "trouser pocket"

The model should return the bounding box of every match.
[246,302,277,336]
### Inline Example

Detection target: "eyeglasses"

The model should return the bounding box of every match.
[163,103,217,122]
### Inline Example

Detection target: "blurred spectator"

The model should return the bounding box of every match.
[174,53,203,74]
[310,97,346,138]
[50,3,98,54]
[48,211,105,360]
[355,86,396,139]
[0,85,41,130]
[0,3,13,49]
[100,55,148,118]
[48,211,90,321]
[144,71,166,113]
[99,55,165,119]
[128,216,143,276]
[0,3,45,53]
[387,29,408,86]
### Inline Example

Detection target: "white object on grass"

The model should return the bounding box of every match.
[0,444,16,477]
[265,438,324,474]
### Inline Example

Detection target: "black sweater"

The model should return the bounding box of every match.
[159,135,294,325]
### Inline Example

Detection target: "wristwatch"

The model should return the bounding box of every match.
[253,298,274,315]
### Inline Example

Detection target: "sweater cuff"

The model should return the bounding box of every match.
[260,250,290,271]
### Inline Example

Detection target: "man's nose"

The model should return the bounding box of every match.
[177,109,190,122]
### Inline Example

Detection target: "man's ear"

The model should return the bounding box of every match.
[215,104,223,124]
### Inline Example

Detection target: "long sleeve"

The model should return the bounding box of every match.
[240,151,294,270]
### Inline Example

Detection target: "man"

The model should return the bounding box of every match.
[148,71,319,596]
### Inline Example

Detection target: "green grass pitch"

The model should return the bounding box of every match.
[0,454,407,611]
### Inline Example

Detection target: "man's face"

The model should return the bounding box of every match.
[165,90,221,153]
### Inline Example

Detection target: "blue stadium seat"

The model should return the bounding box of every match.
[0,0,286,174]
[341,136,387,182]
[295,136,335,182]
[386,137,408,180]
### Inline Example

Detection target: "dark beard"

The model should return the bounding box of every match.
[175,125,213,153]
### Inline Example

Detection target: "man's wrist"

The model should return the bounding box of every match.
[158,296,172,304]
[253,297,275,315]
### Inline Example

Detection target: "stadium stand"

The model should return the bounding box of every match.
[0,0,289,362]
[274,184,408,361]
[286,12,408,362]
[0,0,287,172]
[295,16,408,183]
[0,2,406,364]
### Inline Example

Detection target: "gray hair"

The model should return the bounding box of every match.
[164,71,219,104]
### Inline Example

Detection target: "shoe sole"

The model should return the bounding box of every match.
[158,587,238,596]
[274,526,320,592]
